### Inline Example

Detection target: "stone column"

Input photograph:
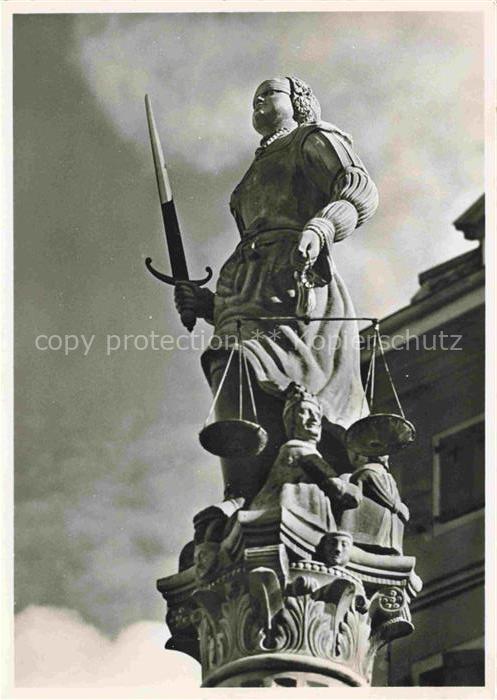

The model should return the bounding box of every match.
[158,489,422,688]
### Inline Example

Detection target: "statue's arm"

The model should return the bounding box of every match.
[323,476,362,509]
[300,454,362,509]
[301,130,379,249]
[351,467,410,522]
[300,452,337,481]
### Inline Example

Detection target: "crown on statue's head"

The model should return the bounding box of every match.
[283,382,322,418]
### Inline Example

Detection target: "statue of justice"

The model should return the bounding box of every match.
[145,74,414,525]
[150,77,421,686]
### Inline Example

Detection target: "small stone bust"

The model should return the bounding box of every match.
[316,531,354,567]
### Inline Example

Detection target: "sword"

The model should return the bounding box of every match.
[144,94,212,331]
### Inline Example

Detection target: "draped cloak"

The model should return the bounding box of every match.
[201,123,378,430]
[340,464,408,555]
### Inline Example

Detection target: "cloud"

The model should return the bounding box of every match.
[72,14,261,171]
[15,401,222,635]
[15,606,201,688]
[71,12,483,178]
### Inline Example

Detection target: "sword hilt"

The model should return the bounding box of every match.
[145,258,213,332]
[180,308,196,333]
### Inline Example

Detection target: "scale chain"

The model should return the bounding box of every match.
[242,347,259,423]
[377,329,406,419]
[203,344,237,427]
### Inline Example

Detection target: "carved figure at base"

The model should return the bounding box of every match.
[193,497,245,582]
[250,383,361,517]
[316,530,354,567]
[340,450,410,555]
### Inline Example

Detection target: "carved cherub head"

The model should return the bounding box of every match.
[252,76,321,137]
[283,383,322,443]
[317,531,353,567]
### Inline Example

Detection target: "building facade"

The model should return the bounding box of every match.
[363,195,485,685]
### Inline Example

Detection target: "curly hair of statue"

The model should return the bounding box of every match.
[287,75,322,125]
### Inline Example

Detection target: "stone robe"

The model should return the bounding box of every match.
[340,463,409,555]
[250,439,330,510]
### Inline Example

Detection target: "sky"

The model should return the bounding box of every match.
[12,8,484,689]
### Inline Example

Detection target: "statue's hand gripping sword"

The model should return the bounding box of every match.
[144,95,212,331]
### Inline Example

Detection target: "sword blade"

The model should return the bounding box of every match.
[145,94,189,281]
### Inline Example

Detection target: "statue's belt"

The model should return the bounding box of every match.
[236,228,301,259]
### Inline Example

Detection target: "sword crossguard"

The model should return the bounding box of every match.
[145,258,213,287]
[145,258,213,332]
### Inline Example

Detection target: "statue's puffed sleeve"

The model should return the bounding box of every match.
[302,129,379,247]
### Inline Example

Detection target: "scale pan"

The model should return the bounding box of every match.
[199,419,268,458]
[345,413,416,456]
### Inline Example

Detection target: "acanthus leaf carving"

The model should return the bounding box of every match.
[188,567,416,684]
[248,567,284,632]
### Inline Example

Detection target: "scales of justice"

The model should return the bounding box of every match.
[145,78,422,688]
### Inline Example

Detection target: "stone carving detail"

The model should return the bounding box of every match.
[250,383,362,518]
[193,498,245,584]
[196,588,254,670]
[378,586,404,612]
[158,431,420,686]
[187,562,416,684]
[316,531,354,566]
[262,593,334,657]
[244,544,289,581]
[369,586,414,642]
[285,574,319,596]
[341,453,409,555]
[248,567,284,633]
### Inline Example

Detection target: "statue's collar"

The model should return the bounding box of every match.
[254,126,300,159]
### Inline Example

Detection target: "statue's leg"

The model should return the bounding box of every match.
[209,354,286,502]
